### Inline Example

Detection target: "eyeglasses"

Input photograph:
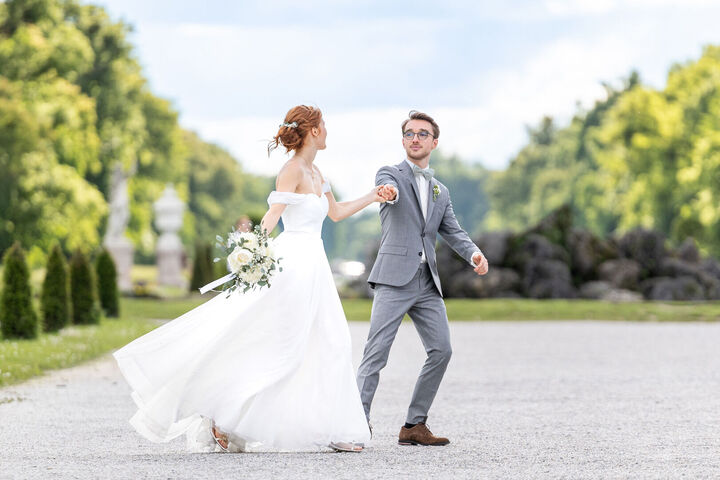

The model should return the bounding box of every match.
[403,130,434,140]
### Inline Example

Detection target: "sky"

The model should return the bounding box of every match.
[92,0,720,199]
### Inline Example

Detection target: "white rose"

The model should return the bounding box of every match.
[238,232,258,250]
[227,247,252,273]
[241,266,264,284]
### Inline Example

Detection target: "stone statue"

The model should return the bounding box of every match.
[154,185,186,288]
[104,163,135,292]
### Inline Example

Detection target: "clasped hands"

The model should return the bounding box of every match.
[375,184,397,202]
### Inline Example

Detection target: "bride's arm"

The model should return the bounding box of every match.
[260,165,302,233]
[326,188,384,222]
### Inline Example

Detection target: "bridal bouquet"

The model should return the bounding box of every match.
[199,225,282,296]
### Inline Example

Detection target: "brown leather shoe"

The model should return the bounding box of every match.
[398,423,450,446]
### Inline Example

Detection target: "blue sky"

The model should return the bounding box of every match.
[92,0,720,199]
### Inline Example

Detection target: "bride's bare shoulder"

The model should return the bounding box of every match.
[275,159,303,190]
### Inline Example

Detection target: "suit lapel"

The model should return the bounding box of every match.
[398,161,423,218]
[425,178,437,225]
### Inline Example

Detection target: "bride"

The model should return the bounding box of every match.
[113,105,383,453]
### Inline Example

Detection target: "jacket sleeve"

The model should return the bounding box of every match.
[375,166,399,205]
[437,191,482,265]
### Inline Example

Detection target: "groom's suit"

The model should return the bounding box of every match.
[357,159,481,425]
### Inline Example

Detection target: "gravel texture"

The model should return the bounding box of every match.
[2,320,720,479]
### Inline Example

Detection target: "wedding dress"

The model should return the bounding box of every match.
[113,182,371,452]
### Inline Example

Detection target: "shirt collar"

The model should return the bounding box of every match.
[405,158,430,172]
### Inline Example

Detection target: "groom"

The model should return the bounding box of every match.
[357,110,489,446]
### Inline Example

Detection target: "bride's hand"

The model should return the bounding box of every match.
[372,185,387,203]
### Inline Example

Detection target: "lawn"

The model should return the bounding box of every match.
[2,296,719,388]
[342,298,720,322]
[0,297,202,388]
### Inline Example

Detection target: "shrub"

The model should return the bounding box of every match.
[1,243,38,339]
[70,250,100,325]
[41,244,70,332]
[189,242,213,292]
[95,248,119,317]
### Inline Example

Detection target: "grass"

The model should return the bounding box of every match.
[0,297,203,388]
[2,296,719,388]
[341,298,720,322]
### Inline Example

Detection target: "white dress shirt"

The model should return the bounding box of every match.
[385,159,483,268]
[405,159,430,263]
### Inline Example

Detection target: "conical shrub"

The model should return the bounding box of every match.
[41,243,70,332]
[1,243,38,339]
[204,243,216,282]
[70,250,100,325]
[190,242,213,292]
[95,248,119,317]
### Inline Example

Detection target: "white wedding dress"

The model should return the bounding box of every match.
[113,182,371,452]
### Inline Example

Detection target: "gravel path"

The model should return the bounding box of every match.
[2,321,720,479]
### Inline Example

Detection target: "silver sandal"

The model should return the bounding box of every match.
[329,441,363,452]
[211,421,230,452]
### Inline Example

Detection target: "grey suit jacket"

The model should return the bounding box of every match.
[367,160,481,296]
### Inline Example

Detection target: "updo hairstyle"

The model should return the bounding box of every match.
[268,105,323,155]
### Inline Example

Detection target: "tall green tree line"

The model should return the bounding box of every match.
[487,46,720,257]
[0,0,270,264]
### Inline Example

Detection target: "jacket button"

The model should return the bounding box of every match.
[418,252,422,256]
[421,232,425,238]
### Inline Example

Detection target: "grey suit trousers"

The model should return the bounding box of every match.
[356,263,451,425]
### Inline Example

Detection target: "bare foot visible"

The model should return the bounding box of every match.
[211,425,229,451]
[329,441,363,452]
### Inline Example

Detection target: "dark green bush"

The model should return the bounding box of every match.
[70,250,100,325]
[95,248,119,317]
[1,243,38,339]
[190,242,214,292]
[41,243,70,332]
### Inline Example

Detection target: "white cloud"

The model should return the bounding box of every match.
[184,107,408,201]
[183,22,705,201]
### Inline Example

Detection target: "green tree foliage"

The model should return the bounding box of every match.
[184,130,272,247]
[1,243,38,339]
[41,243,70,332]
[430,151,489,236]
[95,248,119,317]
[0,0,273,263]
[487,48,720,256]
[189,242,213,292]
[70,250,100,325]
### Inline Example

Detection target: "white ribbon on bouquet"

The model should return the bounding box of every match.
[199,273,234,294]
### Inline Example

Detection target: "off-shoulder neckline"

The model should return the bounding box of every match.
[274,181,330,199]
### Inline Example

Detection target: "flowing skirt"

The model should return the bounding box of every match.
[113,231,370,452]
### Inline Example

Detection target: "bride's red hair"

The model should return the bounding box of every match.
[268,105,323,155]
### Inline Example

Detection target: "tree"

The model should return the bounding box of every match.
[190,242,213,292]
[95,248,119,317]
[70,250,100,324]
[41,243,70,332]
[0,243,38,339]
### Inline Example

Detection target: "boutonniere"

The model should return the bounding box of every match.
[432,184,440,202]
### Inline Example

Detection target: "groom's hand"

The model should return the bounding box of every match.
[379,185,397,201]
[472,252,489,275]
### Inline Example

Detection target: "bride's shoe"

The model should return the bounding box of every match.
[211,421,230,452]
[329,441,363,452]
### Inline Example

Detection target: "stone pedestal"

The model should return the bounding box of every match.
[154,185,186,288]
[104,163,135,293]
[104,237,134,292]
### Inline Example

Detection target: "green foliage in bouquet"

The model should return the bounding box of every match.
[213,225,282,297]
[41,243,70,332]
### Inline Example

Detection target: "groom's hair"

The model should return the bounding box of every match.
[401,110,440,139]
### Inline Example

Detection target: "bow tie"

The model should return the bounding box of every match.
[411,164,434,180]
